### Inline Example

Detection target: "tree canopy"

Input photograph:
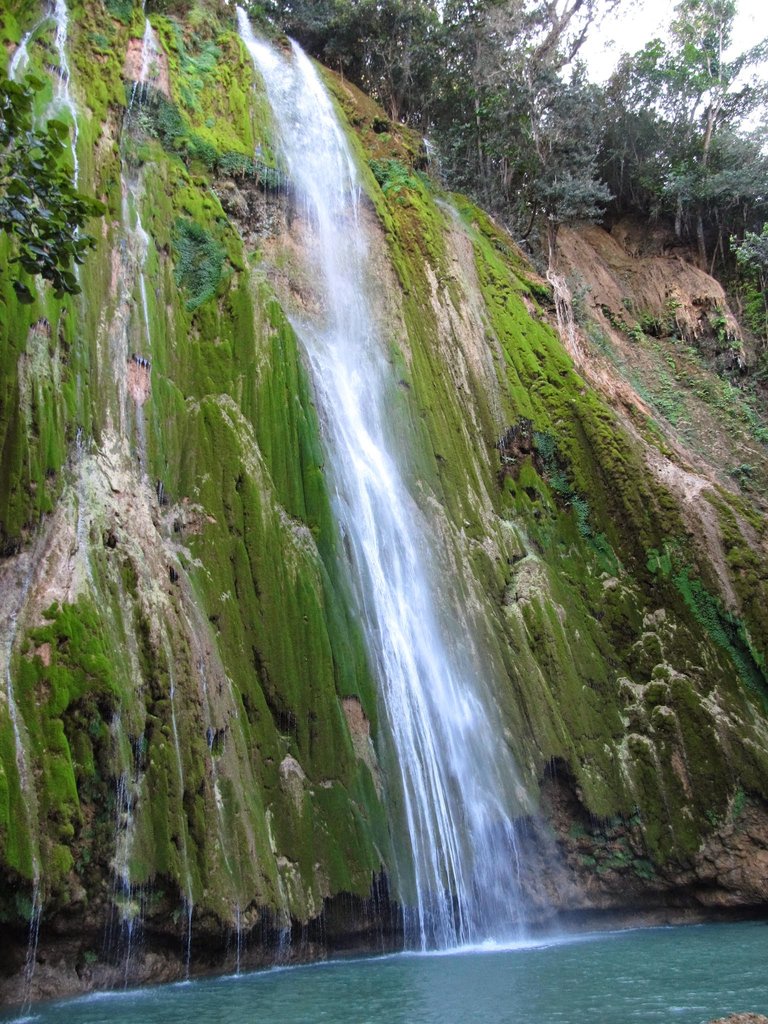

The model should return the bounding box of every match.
[265,0,768,284]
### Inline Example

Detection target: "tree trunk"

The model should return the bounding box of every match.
[696,213,707,270]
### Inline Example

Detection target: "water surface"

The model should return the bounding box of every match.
[8,922,768,1024]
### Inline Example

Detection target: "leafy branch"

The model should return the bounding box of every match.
[0,71,104,303]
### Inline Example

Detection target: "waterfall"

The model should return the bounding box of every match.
[162,638,195,975]
[10,3,79,184]
[125,21,158,361]
[129,18,161,110]
[1,554,44,1011]
[237,15,529,949]
[120,17,159,460]
[52,0,79,185]
[9,19,44,80]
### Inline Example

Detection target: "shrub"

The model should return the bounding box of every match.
[172,217,226,310]
[369,158,419,197]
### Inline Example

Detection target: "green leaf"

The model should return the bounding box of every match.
[12,280,34,304]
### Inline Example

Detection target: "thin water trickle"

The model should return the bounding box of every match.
[20,891,43,1015]
[10,3,78,182]
[9,18,44,80]
[121,176,152,467]
[1,552,44,1012]
[162,639,195,974]
[121,19,157,459]
[74,428,95,586]
[193,647,239,898]
[237,14,530,949]
[2,574,42,878]
[52,0,79,185]
[234,904,242,975]
[129,19,161,111]
[107,714,144,981]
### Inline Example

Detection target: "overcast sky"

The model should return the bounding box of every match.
[580,0,768,82]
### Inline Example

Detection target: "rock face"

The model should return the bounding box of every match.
[1,0,768,1009]
[709,1016,768,1024]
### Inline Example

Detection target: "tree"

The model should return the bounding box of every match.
[265,0,441,124]
[733,224,768,340]
[432,0,616,252]
[0,71,103,303]
[600,0,768,270]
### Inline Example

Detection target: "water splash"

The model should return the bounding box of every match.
[237,15,530,949]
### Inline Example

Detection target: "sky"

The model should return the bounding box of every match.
[579,0,768,82]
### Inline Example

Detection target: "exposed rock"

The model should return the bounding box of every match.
[123,36,170,98]
[279,754,307,809]
[708,1016,768,1024]
[535,761,768,916]
[127,355,151,405]
[558,222,741,356]
[342,696,383,796]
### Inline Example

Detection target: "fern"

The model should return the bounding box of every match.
[172,218,226,311]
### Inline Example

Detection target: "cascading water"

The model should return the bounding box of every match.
[120,176,153,351]
[119,176,153,460]
[237,14,530,949]
[106,715,144,982]
[162,637,195,975]
[52,0,79,185]
[1,562,43,1011]
[10,2,79,184]
[4,10,81,1002]
[8,18,44,80]
[118,17,159,459]
[129,18,161,111]
[10,3,79,180]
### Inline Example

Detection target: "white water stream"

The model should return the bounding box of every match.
[121,17,159,461]
[2,579,43,1013]
[129,18,161,111]
[52,0,79,186]
[10,2,79,184]
[9,19,43,80]
[162,638,195,976]
[237,15,529,949]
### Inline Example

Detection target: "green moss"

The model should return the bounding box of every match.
[3,9,768,930]
[6,600,121,889]
[104,0,134,24]
[648,543,767,704]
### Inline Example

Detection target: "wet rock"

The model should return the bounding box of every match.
[123,36,170,97]
[708,1016,768,1024]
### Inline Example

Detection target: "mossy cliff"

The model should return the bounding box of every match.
[2,0,768,1006]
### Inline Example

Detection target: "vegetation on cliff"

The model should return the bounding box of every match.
[0,0,768,1005]
[0,73,104,301]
